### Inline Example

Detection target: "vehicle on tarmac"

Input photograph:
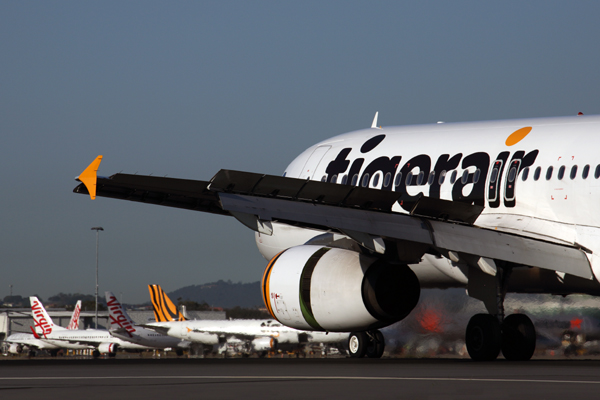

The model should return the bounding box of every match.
[145,284,349,357]
[105,291,190,355]
[3,300,90,356]
[29,296,151,358]
[75,113,600,360]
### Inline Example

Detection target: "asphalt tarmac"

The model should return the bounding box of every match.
[1,357,599,400]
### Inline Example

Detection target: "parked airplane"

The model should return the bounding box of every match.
[146,284,349,356]
[74,113,600,361]
[3,300,88,356]
[29,296,151,357]
[105,291,190,355]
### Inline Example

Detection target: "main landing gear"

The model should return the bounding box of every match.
[466,313,536,361]
[348,330,385,358]
[465,262,536,361]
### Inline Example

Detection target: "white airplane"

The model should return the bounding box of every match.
[29,296,151,357]
[74,113,600,361]
[3,300,87,356]
[105,291,190,355]
[146,284,348,356]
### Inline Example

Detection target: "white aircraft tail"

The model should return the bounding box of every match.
[30,296,64,337]
[105,291,137,336]
[66,300,82,330]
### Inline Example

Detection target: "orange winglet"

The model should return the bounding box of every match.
[75,156,103,200]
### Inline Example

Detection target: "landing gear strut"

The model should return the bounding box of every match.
[348,330,385,358]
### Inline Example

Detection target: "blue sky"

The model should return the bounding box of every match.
[2,1,600,303]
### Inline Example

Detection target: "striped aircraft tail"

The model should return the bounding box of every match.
[148,284,187,322]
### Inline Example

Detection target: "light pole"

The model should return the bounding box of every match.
[91,227,104,329]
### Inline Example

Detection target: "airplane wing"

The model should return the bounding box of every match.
[73,159,594,280]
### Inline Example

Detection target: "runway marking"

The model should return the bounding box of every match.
[1,376,600,385]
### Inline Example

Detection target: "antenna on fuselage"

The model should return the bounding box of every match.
[371,112,382,129]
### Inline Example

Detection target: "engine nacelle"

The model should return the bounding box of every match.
[98,342,118,354]
[262,245,420,332]
[8,343,22,354]
[251,337,277,352]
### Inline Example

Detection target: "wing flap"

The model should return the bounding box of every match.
[219,193,593,280]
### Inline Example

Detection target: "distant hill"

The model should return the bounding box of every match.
[168,280,263,309]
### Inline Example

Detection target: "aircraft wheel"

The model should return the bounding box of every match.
[28,350,36,358]
[466,314,501,361]
[501,314,536,361]
[175,349,184,357]
[366,330,385,358]
[92,350,100,358]
[348,331,368,358]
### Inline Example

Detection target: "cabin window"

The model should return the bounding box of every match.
[321,175,327,182]
[341,174,348,185]
[331,174,338,184]
[428,171,435,185]
[438,170,446,185]
[405,172,414,186]
[557,166,565,180]
[450,170,458,184]
[490,168,499,184]
[351,174,359,186]
[570,166,578,180]
[473,169,480,184]
[461,170,469,184]
[361,173,370,187]
[417,171,425,185]
[383,172,392,188]
[546,166,553,180]
[508,167,517,182]
[521,167,530,181]
[533,166,541,181]
[595,165,600,179]
[582,165,590,179]
[372,173,380,187]
[394,172,403,187]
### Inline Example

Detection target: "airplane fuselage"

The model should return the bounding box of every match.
[257,115,600,294]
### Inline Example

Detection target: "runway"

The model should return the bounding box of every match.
[1,357,600,399]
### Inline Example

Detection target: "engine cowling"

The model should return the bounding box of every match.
[251,337,277,352]
[8,343,22,354]
[98,342,118,354]
[262,245,420,332]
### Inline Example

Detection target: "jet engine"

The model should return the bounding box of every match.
[251,337,277,352]
[98,343,118,354]
[8,343,22,354]
[262,245,420,332]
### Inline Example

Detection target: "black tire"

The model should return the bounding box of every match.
[466,314,502,361]
[501,314,536,361]
[175,349,184,357]
[366,330,385,358]
[92,350,100,358]
[348,331,368,358]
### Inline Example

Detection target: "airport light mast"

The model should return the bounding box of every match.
[91,227,104,329]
